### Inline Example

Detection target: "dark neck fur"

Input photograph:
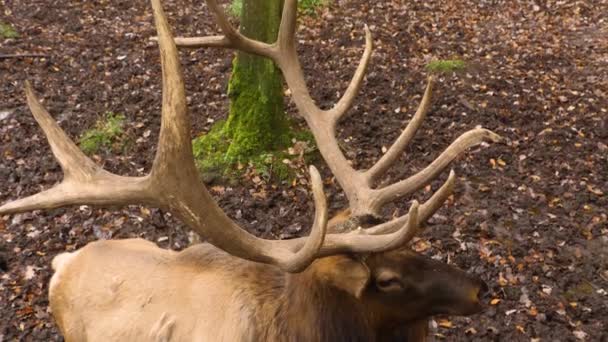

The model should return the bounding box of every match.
[257,271,375,342]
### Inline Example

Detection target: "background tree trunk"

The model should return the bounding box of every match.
[223,0,289,160]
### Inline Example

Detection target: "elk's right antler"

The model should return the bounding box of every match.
[170,0,501,233]
[0,0,426,273]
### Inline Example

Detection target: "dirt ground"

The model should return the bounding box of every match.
[1,0,607,341]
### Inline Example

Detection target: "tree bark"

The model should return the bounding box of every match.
[223,0,288,161]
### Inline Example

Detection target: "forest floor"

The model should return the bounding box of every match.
[1,0,607,341]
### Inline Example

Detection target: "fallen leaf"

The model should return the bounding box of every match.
[587,185,604,196]
[437,319,453,328]
[24,265,36,280]
[573,330,588,340]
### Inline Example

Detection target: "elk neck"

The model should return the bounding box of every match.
[234,258,374,341]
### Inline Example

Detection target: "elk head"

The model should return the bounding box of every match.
[286,225,488,339]
[366,250,487,316]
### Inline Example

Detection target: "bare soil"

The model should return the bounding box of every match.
[1,0,607,341]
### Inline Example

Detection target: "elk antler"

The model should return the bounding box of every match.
[0,0,426,273]
[169,0,501,233]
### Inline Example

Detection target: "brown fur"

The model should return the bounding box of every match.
[50,238,485,342]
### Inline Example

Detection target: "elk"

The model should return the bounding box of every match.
[0,0,502,341]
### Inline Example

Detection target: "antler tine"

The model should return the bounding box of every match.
[0,177,152,215]
[366,128,502,212]
[328,25,373,125]
[366,76,435,181]
[174,0,372,127]
[286,200,420,256]
[204,0,240,42]
[278,0,298,50]
[280,166,328,272]
[375,200,419,251]
[169,0,276,58]
[170,35,232,49]
[23,82,101,180]
[206,0,277,58]
[150,0,197,180]
[0,84,153,216]
[364,170,456,235]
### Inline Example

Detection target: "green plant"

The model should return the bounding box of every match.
[228,0,242,17]
[79,112,126,154]
[0,20,19,39]
[426,59,467,73]
[298,0,329,15]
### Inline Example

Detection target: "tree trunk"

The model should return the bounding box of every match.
[223,0,288,161]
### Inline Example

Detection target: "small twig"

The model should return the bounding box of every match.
[0,53,49,59]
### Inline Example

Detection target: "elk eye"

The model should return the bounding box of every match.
[375,275,403,293]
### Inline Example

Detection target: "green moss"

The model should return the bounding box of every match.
[192,120,318,182]
[249,152,291,181]
[228,0,242,17]
[79,112,126,154]
[192,120,230,173]
[426,59,467,73]
[298,0,331,15]
[0,20,19,39]
[291,128,316,150]
[224,54,291,161]
[564,280,595,301]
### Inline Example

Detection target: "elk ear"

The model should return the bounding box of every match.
[317,256,370,299]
